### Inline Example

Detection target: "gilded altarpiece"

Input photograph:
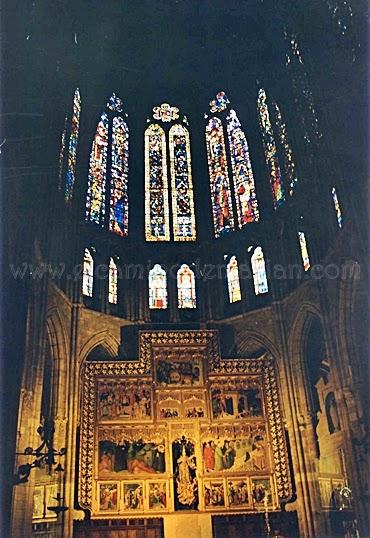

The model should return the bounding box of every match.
[79,331,292,517]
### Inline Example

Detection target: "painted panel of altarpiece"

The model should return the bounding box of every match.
[79,331,291,517]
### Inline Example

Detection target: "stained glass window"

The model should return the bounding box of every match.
[332,187,342,228]
[153,103,179,122]
[86,113,108,225]
[108,258,118,304]
[82,248,94,297]
[257,89,284,208]
[209,91,230,113]
[65,89,81,202]
[251,246,268,295]
[273,102,298,195]
[109,117,129,236]
[145,124,170,241]
[227,256,242,303]
[58,115,68,190]
[298,232,310,271]
[206,117,234,237]
[285,34,322,144]
[149,264,168,309]
[177,264,196,309]
[169,124,196,241]
[227,109,259,226]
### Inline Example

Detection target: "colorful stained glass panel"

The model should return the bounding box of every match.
[227,109,259,226]
[65,89,81,201]
[145,125,170,241]
[109,116,129,236]
[257,89,284,208]
[86,113,108,225]
[251,246,268,295]
[206,117,234,237]
[169,124,196,241]
[227,255,242,303]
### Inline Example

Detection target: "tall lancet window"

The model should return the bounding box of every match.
[206,117,234,237]
[82,248,94,297]
[298,232,311,271]
[58,89,81,200]
[206,92,259,237]
[110,116,129,236]
[145,103,196,241]
[227,109,259,225]
[86,113,109,225]
[145,124,170,241]
[85,94,129,235]
[332,187,342,228]
[169,124,196,241]
[177,264,196,309]
[227,256,242,303]
[251,246,268,295]
[257,88,284,208]
[273,102,298,195]
[108,258,118,304]
[149,264,168,309]
[65,89,81,201]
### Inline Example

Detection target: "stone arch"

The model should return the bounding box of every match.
[78,330,119,366]
[45,307,69,421]
[236,330,282,362]
[337,259,366,383]
[288,303,326,416]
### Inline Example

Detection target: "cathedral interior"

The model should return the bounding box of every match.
[2,1,369,537]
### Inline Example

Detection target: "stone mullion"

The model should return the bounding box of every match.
[62,301,83,536]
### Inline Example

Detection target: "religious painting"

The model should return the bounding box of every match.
[32,485,45,519]
[251,478,273,507]
[98,482,119,512]
[204,480,225,509]
[98,427,166,476]
[148,481,168,511]
[157,389,207,420]
[44,484,59,518]
[123,482,144,511]
[184,405,205,419]
[159,407,181,419]
[210,377,263,419]
[97,379,151,421]
[202,425,269,473]
[172,438,198,511]
[227,479,250,508]
[183,390,207,419]
[155,352,203,387]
